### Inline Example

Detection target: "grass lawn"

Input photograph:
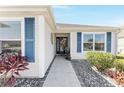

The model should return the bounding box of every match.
[117,54,124,57]
[115,59,124,64]
[115,54,124,72]
[116,54,124,64]
[116,54,124,59]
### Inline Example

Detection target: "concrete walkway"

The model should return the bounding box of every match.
[43,56,81,87]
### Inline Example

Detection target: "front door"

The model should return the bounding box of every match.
[56,37,68,54]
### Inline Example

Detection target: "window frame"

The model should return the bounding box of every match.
[0,17,24,56]
[83,33,93,51]
[83,32,106,52]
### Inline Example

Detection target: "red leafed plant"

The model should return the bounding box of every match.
[105,69,124,86]
[0,51,29,87]
[114,71,124,86]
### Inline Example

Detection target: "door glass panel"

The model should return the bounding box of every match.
[56,37,67,54]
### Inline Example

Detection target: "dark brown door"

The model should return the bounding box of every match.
[56,37,68,54]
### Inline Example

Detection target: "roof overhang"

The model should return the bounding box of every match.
[56,23,120,33]
[0,6,56,31]
[0,6,120,33]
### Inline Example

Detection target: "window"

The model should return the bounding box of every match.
[95,34,105,51]
[1,41,21,53]
[83,34,93,51]
[83,33,105,51]
[0,21,21,40]
[0,21,21,54]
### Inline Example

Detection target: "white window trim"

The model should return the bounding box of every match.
[82,32,106,52]
[0,17,25,56]
[83,33,94,51]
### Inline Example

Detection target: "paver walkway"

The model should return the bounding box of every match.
[43,56,81,87]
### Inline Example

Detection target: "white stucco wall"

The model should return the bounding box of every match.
[44,21,55,74]
[70,32,84,59]
[20,16,41,78]
[111,32,117,55]
[21,16,55,78]
[23,16,56,78]
[20,16,53,78]
[118,38,124,54]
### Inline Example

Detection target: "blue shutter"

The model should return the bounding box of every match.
[25,18,35,62]
[106,32,111,52]
[77,32,82,52]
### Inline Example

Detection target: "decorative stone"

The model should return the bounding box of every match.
[71,60,115,87]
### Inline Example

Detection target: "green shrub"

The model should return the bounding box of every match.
[85,52,99,65]
[114,59,124,72]
[86,52,115,71]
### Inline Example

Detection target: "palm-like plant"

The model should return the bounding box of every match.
[0,52,28,87]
